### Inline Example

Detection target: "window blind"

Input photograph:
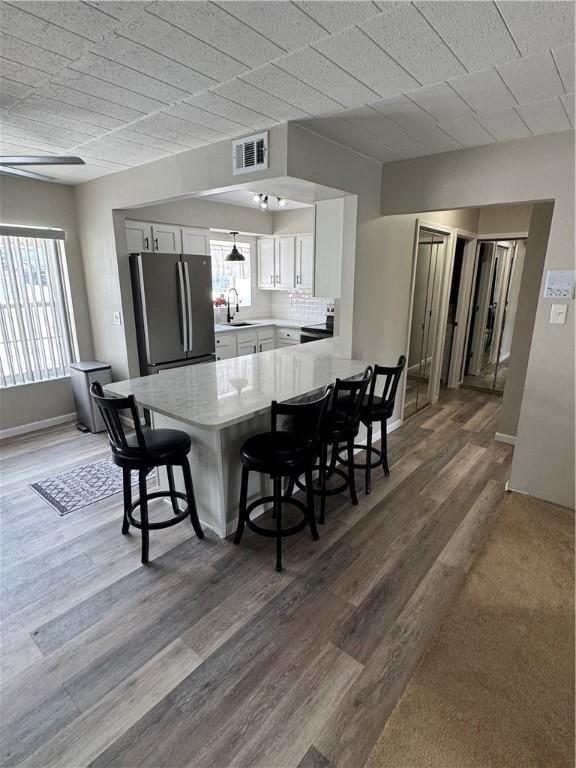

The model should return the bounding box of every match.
[0,233,74,387]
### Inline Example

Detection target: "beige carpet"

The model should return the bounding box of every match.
[366,492,575,768]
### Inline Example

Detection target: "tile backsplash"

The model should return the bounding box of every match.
[270,290,334,323]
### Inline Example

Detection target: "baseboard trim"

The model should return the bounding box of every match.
[0,412,76,441]
[495,432,516,446]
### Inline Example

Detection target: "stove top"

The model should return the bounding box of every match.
[300,322,334,336]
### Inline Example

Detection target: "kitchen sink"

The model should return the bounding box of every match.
[227,321,254,327]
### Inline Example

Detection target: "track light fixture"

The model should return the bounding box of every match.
[259,195,269,210]
[277,197,287,207]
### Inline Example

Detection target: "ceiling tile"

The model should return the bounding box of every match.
[40,82,144,122]
[0,135,68,154]
[560,93,575,128]
[0,77,33,103]
[474,107,531,142]
[1,113,95,144]
[275,47,378,108]
[168,99,253,135]
[516,97,572,135]
[360,4,466,85]
[7,96,112,135]
[0,33,71,74]
[415,1,520,70]
[54,70,167,113]
[85,2,149,24]
[552,45,575,94]
[111,127,195,153]
[371,94,462,152]
[0,3,88,59]
[439,115,496,147]
[241,64,342,116]
[69,135,173,163]
[70,54,190,104]
[208,80,307,123]
[302,116,401,162]
[449,68,517,113]
[129,111,229,145]
[408,82,471,122]
[314,27,419,99]
[0,59,50,87]
[338,105,429,156]
[497,1,575,55]
[498,52,565,104]
[146,1,283,68]
[11,1,121,43]
[294,1,385,33]
[214,1,327,52]
[118,14,246,83]
[184,91,273,131]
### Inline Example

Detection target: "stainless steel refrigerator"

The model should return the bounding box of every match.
[130,252,215,375]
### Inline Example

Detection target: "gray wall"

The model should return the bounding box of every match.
[0,175,93,432]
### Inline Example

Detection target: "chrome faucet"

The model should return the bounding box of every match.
[227,288,239,324]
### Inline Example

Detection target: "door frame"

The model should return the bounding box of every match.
[447,229,478,388]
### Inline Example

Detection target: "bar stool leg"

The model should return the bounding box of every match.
[365,421,373,495]
[305,467,319,541]
[138,469,149,564]
[182,460,204,539]
[327,442,338,478]
[122,467,131,534]
[319,441,328,525]
[234,466,249,545]
[381,419,390,476]
[347,438,359,505]
[274,476,282,572]
[166,464,180,515]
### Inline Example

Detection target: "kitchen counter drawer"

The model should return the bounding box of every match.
[277,327,300,343]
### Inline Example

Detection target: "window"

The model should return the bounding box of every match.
[210,239,252,308]
[0,228,75,387]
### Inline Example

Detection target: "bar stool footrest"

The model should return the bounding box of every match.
[128,491,190,530]
[337,444,382,470]
[245,496,309,538]
[294,466,349,497]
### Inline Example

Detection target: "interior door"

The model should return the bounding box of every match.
[135,252,185,365]
[468,242,496,376]
[276,237,296,289]
[152,224,180,254]
[181,253,215,359]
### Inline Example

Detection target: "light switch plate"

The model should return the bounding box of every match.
[113,311,122,326]
[550,304,568,324]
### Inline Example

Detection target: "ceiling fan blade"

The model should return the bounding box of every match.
[0,165,54,181]
[0,155,85,166]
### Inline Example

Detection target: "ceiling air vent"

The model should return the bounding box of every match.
[232,132,268,175]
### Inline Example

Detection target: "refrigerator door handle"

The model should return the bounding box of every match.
[183,260,194,352]
[177,262,188,351]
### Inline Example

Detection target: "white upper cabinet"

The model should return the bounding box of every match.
[125,220,153,253]
[181,227,210,255]
[296,235,314,291]
[152,223,180,254]
[257,238,276,289]
[275,237,296,290]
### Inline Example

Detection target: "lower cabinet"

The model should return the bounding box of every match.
[215,334,237,360]
[215,325,301,359]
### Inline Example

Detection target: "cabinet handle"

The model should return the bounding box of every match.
[253,345,257,353]
[259,344,262,352]
[144,236,149,250]
[270,275,274,284]
[154,237,158,251]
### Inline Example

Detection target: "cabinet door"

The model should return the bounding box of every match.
[237,341,257,356]
[152,224,180,254]
[276,236,296,290]
[258,238,276,289]
[181,227,209,255]
[296,235,314,291]
[126,221,152,253]
[258,338,275,353]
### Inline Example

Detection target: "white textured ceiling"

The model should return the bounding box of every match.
[0,1,573,184]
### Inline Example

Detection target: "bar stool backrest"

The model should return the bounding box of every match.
[366,355,406,411]
[90,381,146,456]
[332,365,374,430]
[271,384,333,451]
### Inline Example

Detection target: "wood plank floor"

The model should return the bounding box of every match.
[0,389,513,768]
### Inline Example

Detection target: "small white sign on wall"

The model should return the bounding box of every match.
[543,269,575,299]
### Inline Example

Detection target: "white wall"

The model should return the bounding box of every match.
[380,132,574,509]
[0,175,93,431]
[272,207,314,235]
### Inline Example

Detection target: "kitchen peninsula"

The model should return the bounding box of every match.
[106,339,367,537]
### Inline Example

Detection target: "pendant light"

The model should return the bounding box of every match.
[225,231,245,262]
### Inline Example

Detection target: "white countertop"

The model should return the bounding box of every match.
[106,338,366,430]
[214,318,308,333]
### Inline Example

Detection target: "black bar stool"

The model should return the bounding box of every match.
[340,355,406,494]
[297,367,373,524]
[90,382,204,564]
[234,386,332,572]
